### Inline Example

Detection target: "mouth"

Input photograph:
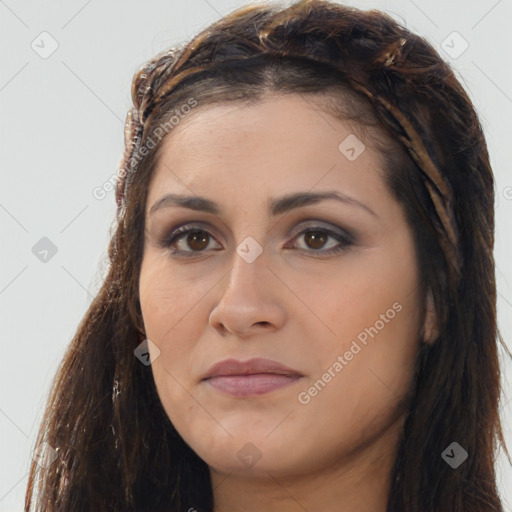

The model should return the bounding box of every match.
[202,357,304,397]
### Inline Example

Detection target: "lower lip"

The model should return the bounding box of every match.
[205,373,302,397]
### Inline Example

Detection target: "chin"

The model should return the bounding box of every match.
[202,428,319,478]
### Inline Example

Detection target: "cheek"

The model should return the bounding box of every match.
[139,252,208,340]
[293,244,421,421]
[139,255,203,395]
[293,244,421,351]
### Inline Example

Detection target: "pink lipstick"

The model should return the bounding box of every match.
[203,357,303,397]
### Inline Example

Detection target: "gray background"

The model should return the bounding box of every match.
[1,0,511,510]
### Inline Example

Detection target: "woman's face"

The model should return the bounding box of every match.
[139,94,430,479]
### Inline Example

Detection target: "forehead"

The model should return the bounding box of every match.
[146,94,388,213]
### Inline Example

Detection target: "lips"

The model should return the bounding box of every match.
[203,357,302,379]
[202,357,303,397]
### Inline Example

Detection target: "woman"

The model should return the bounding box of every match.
[24,0,509,510]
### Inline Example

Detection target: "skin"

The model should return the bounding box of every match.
[138,93,436,511]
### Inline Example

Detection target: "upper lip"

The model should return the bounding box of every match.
[203,357,303,379]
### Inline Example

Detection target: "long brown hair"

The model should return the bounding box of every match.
[25,1,509,510]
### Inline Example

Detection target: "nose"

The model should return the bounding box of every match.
[208,245,286,338]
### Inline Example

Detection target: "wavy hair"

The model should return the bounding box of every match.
[25,0,509,510]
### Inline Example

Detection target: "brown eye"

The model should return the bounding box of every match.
[163,226,221,257]
[163,222,353,259]
[303,230,328,250]
[185,230,210,251]
[290,227,352,256]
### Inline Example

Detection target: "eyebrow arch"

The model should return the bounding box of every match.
[149,190,378,218]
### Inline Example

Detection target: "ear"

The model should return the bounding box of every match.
[421,288,439,345]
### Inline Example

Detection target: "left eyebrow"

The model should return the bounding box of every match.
[149,190,378,218]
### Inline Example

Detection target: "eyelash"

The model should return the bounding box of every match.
[161,222,354,259]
